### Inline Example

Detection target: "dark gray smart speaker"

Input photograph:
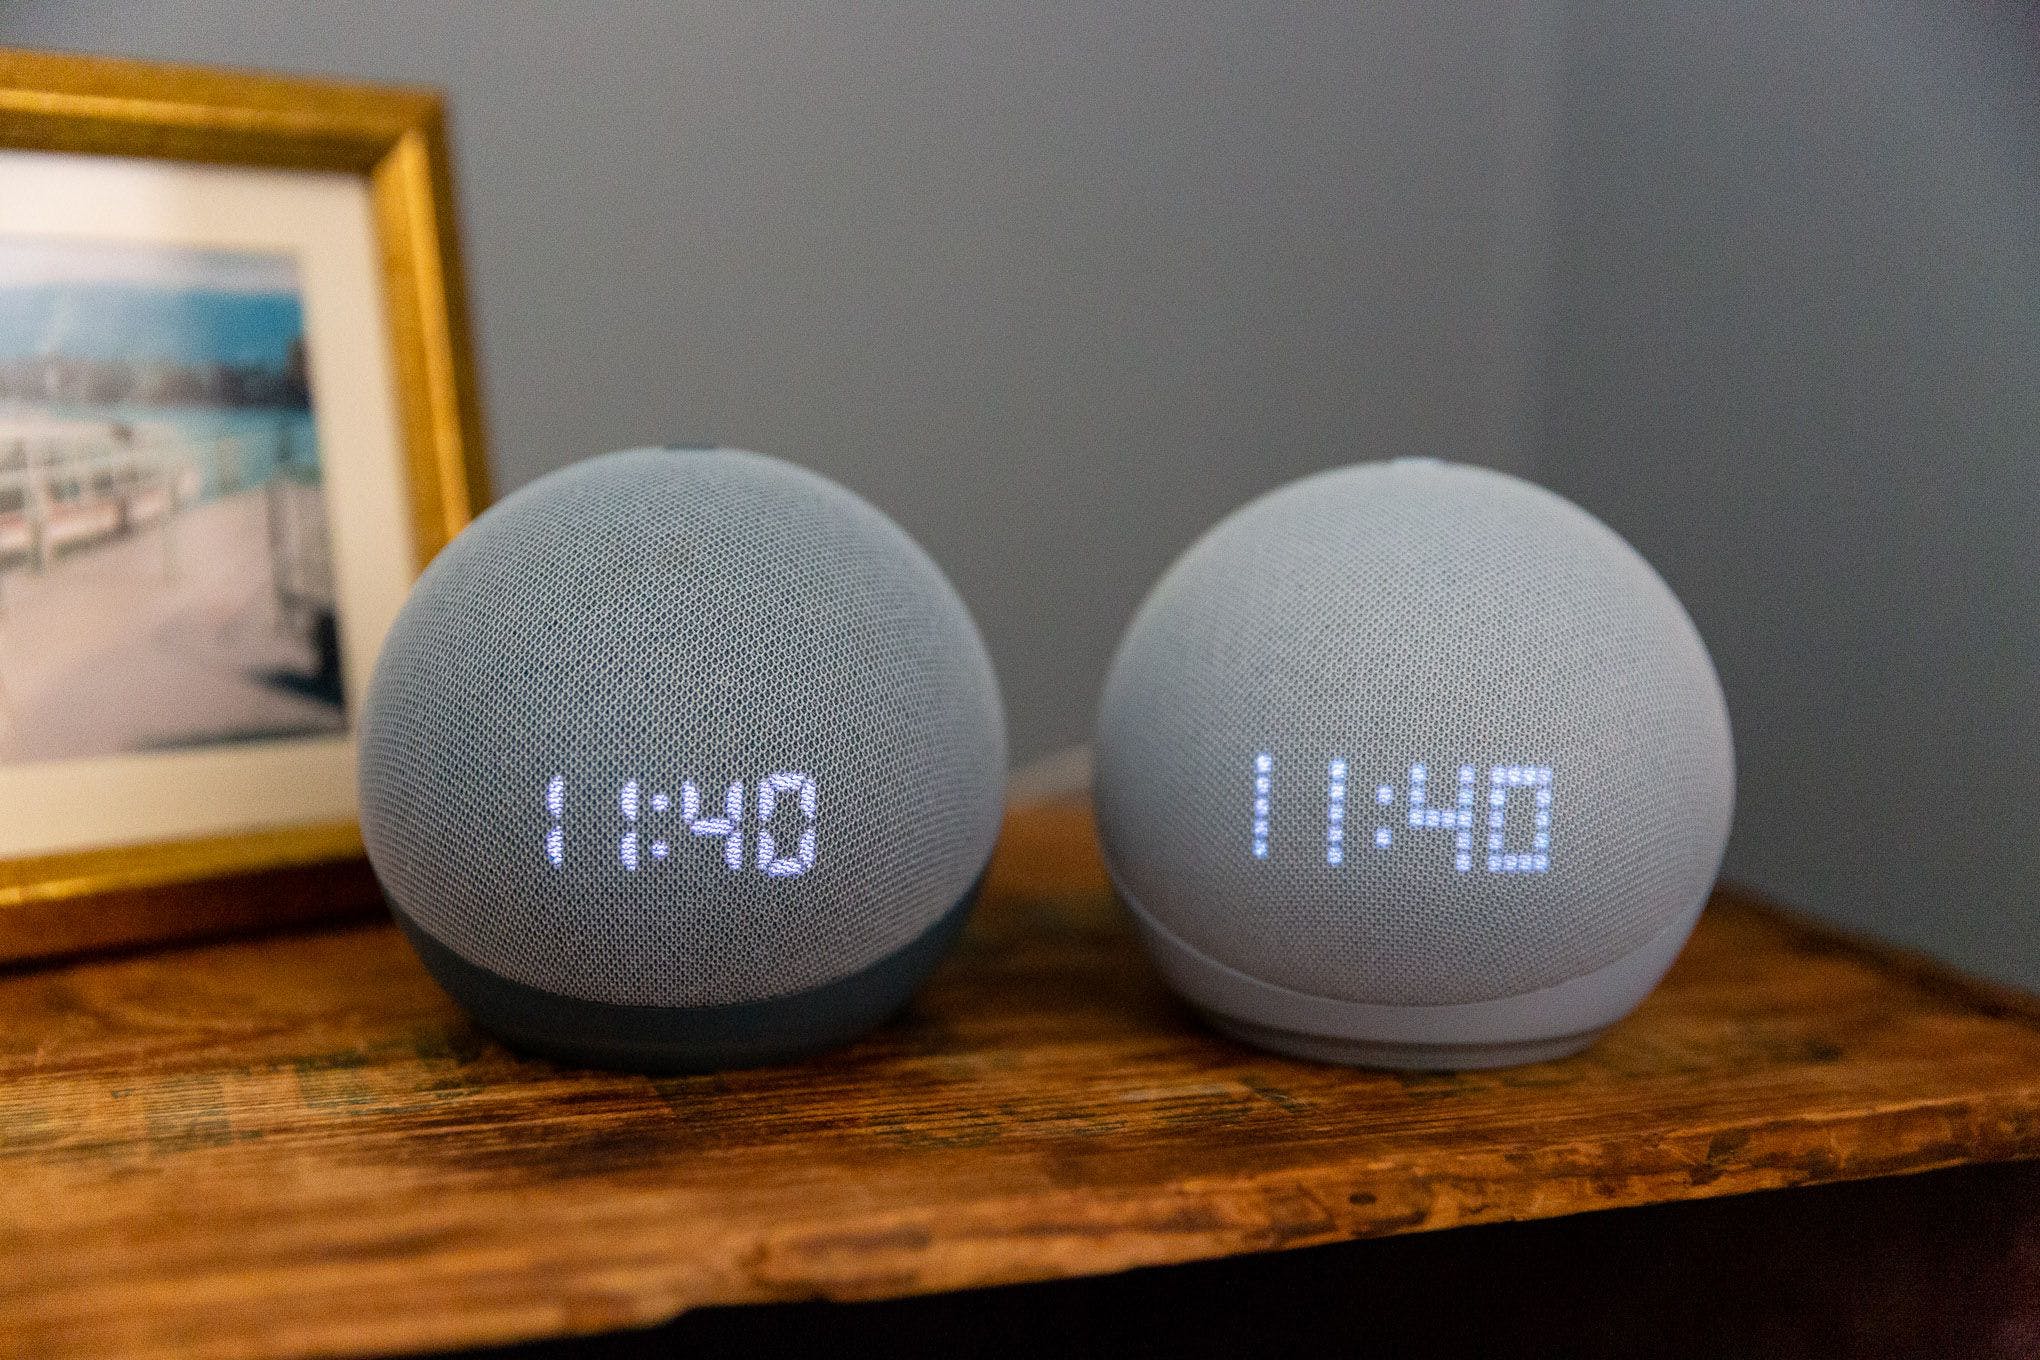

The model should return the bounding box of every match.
[358,447,1006,1071]
[1095,459,1733,1070]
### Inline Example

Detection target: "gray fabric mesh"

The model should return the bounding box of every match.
[1095,459,1733,1007]
[359,447,1006,1008]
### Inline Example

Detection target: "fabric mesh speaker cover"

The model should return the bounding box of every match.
[359,447,1006,1009]
[1096,459,1733,1009]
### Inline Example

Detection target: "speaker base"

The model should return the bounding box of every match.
[1114,875,1701,1073]
[1198,1012,1605,1071]
[395,871,983,1074]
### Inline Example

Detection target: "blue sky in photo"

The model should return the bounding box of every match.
[0,236,306,369]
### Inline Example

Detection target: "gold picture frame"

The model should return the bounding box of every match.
[0,48,489,962]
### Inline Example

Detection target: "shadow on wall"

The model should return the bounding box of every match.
[1533,1,2040,988]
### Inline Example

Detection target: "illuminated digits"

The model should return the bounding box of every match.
[1486,765,1552,873]
[619,778,640,870]
[682,778,746,869]
[1325,758,1346,866]
[1241,753,1551,875]
[757,772,819,878]
[1407,763,1478,873]
[1251,753,1272,859]
[546,774,565,866]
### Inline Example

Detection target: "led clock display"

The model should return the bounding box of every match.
[544,771,819,878]
[1251,754,1551,874]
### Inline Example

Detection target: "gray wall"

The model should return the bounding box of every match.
[7,1,2038,989]
[2,0,1543,763]
[1536,2,2040,987]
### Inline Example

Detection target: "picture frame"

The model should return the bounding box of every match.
[0,48,490,962]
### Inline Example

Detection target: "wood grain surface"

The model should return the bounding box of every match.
[3,802,2039,1360]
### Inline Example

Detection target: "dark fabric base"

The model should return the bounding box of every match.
[395,871,983,1073]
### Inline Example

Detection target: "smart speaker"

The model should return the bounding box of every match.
[1094,459,1733,1070]
[358,447,1006,1071]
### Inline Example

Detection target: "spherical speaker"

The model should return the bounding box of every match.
[359,447,1006,1071]
[1095,459,1733,1070]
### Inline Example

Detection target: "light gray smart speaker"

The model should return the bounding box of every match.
[358,447,1006,1072]
[1094,459,1733,1070]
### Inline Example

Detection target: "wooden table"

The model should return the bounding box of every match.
[4,802,2039,1360]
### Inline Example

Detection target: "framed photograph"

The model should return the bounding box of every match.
[0,48,489,961]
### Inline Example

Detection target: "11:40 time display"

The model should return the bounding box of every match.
[1252,755,1553,875]
[544,772,818,878]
